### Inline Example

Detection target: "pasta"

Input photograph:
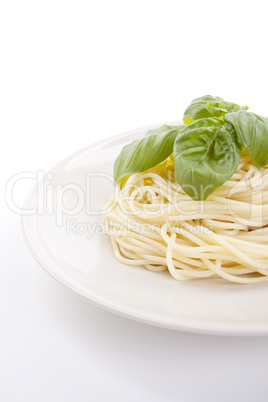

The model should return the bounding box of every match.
[103,151,268,283]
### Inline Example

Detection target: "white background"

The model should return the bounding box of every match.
[1,1,268,401]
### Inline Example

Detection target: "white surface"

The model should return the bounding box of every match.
[22,123,268,336]
[1,1,268,401]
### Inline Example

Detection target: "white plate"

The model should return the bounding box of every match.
[22,121,268,336]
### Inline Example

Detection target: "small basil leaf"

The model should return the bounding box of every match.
[183,95,224,124]
[224,101,249,112]
[207,101,228,116]
[224,111,268,169]
[183,95,249,124]
[173,118,242,201]
[114,124,184,185]
[206,101,248,116]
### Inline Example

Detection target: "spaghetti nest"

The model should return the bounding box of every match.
[103,150,268,283]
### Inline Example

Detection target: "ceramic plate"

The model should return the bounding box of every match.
[22,122,268,336]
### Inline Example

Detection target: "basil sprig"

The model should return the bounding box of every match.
[114,124,184,186]
[113,95,268,200]
[183,95,248,124]
[173,118,241,200]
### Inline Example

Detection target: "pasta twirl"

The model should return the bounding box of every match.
[103,152,268,283]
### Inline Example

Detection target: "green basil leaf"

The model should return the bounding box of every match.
[207,101,248,116]
[223,101,249,113]
[206,101,228,116]
[183,95,224,124]
[183,95,248,124]
[224,111,268,169]
[173,118,242,200]
[114,124,184,185]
